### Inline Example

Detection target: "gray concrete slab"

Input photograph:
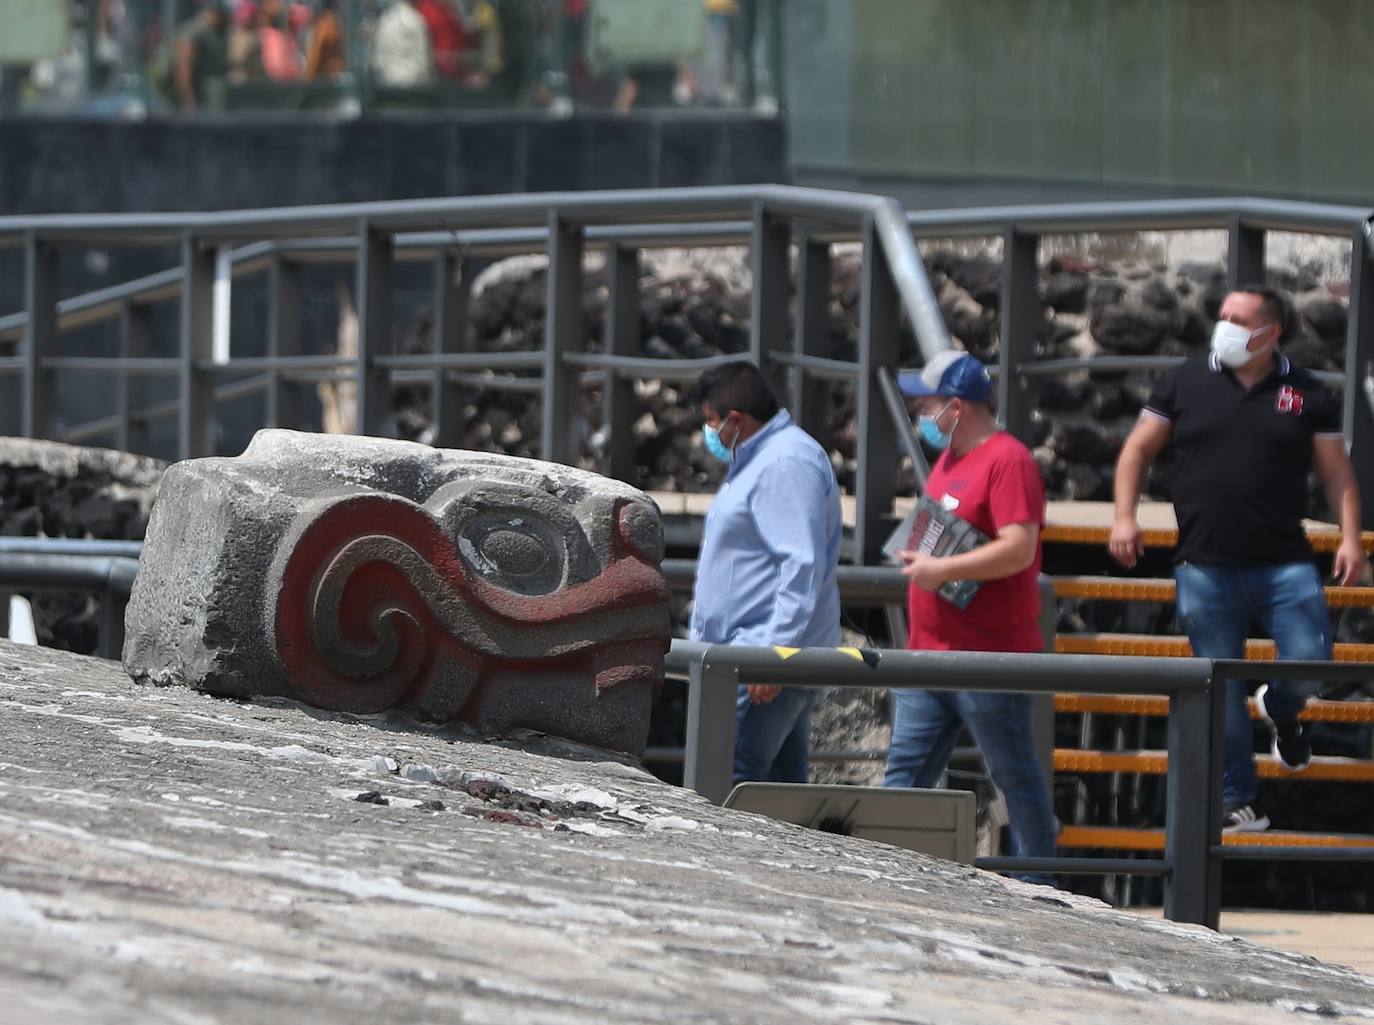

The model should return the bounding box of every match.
[0,640,1371,1024]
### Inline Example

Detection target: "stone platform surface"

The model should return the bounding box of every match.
[1,640,1372,1025]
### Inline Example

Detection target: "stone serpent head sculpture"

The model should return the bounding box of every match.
[124,431,671,755]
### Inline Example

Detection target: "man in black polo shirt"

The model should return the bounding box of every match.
[1110,284,1365,833]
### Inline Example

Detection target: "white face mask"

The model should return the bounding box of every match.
[1211,320,1275,369]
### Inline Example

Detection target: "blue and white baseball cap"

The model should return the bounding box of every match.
[897,351,992,403]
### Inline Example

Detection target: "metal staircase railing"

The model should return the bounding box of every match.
[4,189,1374,552]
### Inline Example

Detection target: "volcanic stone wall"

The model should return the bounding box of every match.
[0,439,162,653]
[387,245,1350,514]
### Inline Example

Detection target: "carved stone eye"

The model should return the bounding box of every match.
[481,529,549,576]
[458,513,567,596]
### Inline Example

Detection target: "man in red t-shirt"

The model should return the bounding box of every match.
[884,352,1058,882]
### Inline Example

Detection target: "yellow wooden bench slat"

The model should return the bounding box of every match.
[1053,694,1374,724]
[1042,526,1374,554]
[1055,694,1173,716]
[1052,748,1374,782]
[1058,825,1374,850]
[1055,634,1374,662]
[1059,825,1167,851]
[1036,501,1374,554]
[1052,577,1374,608]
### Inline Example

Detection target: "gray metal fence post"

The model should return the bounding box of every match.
[684,653,738,805]
[21,232,58,441]
[750,202,789,394]
[856,217,901,564]
[356,222,394,437]
[267,253,302,431]
[1345,224,1374,529]
[999,227,1039,445]
[542,212,584,465]
[1032,573,1057,790]
[431,249,471,450]
[117,303,152,454]
[1163,675,1224,928]
[100,557,139,662]
[100,591,128,661]
[1227,217,1266,290]
[605,243,640,483]
[179,232,216,459]
[794,231,832,442]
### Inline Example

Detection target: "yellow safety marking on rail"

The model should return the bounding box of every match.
[1053,694,1374,724]
[1052,749,1374,782]
[1054,634,1374,662]
[1059,825,1374,851]
[1051,577,1374,608]
[836,646,881,668]
[772,646,800,660]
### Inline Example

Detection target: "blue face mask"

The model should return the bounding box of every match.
[703,422,733,462]
[917,403,957,450]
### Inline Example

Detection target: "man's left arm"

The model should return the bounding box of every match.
[901,522,1039,591]
[1313,434,1367,585]
[901,449,1043,591]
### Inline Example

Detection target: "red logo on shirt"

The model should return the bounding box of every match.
[1276,386,1304,415]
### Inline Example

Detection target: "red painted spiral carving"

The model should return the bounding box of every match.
[269,491,669,722]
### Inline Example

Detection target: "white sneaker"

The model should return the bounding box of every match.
[1222,803,1270,833]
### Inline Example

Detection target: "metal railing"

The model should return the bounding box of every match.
[666,639,1374,930]
[0,184,956,563]
[4,190,1374,559]
[0,546,139,660]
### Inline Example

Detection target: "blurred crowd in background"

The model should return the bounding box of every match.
[0,0,782,116]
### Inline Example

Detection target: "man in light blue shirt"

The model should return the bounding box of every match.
[689,361,842,784]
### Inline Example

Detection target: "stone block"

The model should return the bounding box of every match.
[123,430,670,755]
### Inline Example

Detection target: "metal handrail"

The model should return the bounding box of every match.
[561,352,746,378]
[2,185,951,353]
[666,637,1374,927]
[5,193,1370,250]
[767,351,863,381]
[875,366,929,490]
[0,539,143,558]
[905,196,1374,237]
[5,193,1371,337]
[667,637,1225,927]
[0,552,138,660]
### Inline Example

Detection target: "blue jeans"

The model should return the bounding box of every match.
[1174,560,1331,809]
[734,685,819,784]
[884,688,1059,883]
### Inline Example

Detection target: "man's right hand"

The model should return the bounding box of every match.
[747,684,782,704]
[1109,518,1145,568]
